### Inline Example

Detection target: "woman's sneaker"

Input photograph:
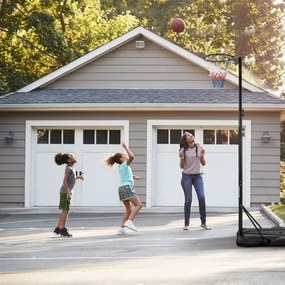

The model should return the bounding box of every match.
[201,224,212,230]
[53,227,60,235]
[59,227,73,237]
[117,228,126,235]
[124,220,138,231]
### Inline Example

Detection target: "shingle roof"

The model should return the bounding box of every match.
[0,89,284,106]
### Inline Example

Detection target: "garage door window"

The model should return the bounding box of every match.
[37,129,75,144]
[203,129,238,145]
[83,129,121,145]
[157,129,195,144]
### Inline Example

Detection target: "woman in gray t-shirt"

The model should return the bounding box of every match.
[179,132,211,231]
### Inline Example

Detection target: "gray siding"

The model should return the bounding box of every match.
[0,116,26,207]
[249,112,281,206]
[0,110,281,207]
[44,36,238,90]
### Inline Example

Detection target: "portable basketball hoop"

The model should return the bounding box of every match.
[205,54,285,247]
[205,53,234,88]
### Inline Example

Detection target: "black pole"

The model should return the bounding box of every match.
[237,56,243,236]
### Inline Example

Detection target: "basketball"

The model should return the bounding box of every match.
[171,18,186,33]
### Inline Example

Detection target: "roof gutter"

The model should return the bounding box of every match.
[0,103,284,112]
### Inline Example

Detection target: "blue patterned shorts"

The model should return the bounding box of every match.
[118,185,136,201]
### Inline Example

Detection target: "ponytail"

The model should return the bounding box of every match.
[105,152,123,167]
[54,153,69,165]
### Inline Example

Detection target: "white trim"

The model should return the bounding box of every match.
[1,104,283,112]
[24,120,129,207]
[16,26,263,93]
[146,119,251,208]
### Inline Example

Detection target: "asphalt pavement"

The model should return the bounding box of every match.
[0,207,285,285]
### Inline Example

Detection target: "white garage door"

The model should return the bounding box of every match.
[33,127,124,207]
[153,127,243,207]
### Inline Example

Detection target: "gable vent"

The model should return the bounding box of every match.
[135,41,145,49]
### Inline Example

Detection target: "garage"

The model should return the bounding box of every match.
[147,120,251,208]
[26,120,128,207]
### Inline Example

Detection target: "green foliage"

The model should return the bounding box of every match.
[227,0,285,92]
[0,0,284,95]
[0,0,139,94]
[101,0,285,94]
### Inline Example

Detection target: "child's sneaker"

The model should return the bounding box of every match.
[124,220,138,232]
[53,227,60,235]
[59,227,73,237]
[117,228,126,235]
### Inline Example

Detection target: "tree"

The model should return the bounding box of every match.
[227,0,285,93]
[0,0,284,95]
[101,0,285,94]
[0,0,139,95]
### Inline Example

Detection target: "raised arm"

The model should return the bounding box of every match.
[122,142,135,165]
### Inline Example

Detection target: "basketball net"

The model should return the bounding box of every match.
[205,54,234,89]
[207,61,229,88]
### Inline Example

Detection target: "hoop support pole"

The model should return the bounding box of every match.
[238,56,243,237]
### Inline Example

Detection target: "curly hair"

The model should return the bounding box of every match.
[54,153,70,165]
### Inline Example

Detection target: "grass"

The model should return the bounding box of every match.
[269,204,285,222]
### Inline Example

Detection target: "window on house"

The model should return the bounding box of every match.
[230,130,239,144]
[109,130,121,144]
[83,129,121,145]
[83,130,95,144]
[170,129,181,144]
[37,129,75,144]
[157,129,168,144]
[37,129,49,144]
[50,130,62,144]
[96,130,108,144]
[203,129,238,145]
[217,130,228,144]
[157,129,195,144]
[63,130,75,144]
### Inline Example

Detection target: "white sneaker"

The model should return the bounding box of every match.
[124,220,138,232]
[117,228,126,235]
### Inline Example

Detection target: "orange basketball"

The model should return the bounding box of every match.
[171,18,186,33]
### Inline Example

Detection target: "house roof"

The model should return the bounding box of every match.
[16,26,263,93]
[0,89,284,112]
[1,27,284,113]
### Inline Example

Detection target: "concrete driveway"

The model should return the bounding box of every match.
[0,207,284,285]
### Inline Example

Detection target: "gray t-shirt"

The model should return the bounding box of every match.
[181,145,204,175]
[60,165,76,193]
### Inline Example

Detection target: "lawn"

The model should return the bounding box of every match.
[269,204,285,222]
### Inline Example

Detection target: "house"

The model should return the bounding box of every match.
[0,26,284,209]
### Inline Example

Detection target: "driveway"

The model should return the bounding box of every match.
[0,207,284,285]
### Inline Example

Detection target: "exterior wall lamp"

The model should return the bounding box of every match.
[261,131,271,144]
[5,131,14,144]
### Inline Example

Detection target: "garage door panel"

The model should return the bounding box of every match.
[204,152,238,206]
[80,152,121,206]
[154,152,185,206]
[153,126,242,207]
[34,152,62,206]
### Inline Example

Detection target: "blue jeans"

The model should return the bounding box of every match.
[181,172,206,226]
